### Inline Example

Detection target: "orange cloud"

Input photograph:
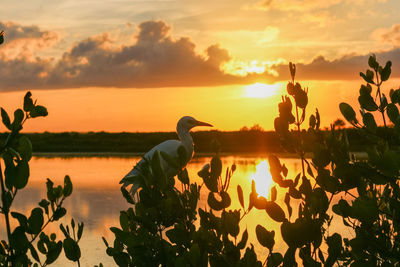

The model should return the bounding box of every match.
[372,24,400,47]
[256,0,342,11]
[0,20,399,91]
[0,21,58,49]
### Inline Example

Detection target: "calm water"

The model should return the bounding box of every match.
[0,155,340,266]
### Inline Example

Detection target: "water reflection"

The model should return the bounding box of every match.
[0,155,303,266]
[250,160,274,198]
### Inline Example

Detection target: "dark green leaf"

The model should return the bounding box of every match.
[23,91,34,112]
[312,144,330,168]
[387,103,399,123]
[121,187,135,204]
[368,54,379,70]
[53,207,67,221]
[299,176,312,196]
[120,211,129,232]
[267,252,283,267]
[362,112,377,132]
[339,103,358,124]
[255,225,275,250]
[265,201,286,222]
[211,156,222,179]
[11,212,28,229]
[39,199,50,215]
[14,160,29,189]
[359,84,372,96]
[237,229,248,249]
[45,241,62,265]
[12,109,24,131]
[29,244,40,262]
[203,172,218,193]
[360,72,373,84]
[332,199,351,217]
[283,247,296,266]
[63,238,81,262]
[237,185,244,208]
[358,94,378,111]
[28,208,44,235]
[2,191,12,212]
[316,170,338,193]
[177,169,189,185]
[1,108,11,130]
[294,90,308,109]
[60,224,69,238]
[18,136,32,161]
[77,223,84,241]
[380,61,392,81]
[390,88,400,104]
[222,210,240,237]
[208,191,230,211]
[10,226,29,251]
[102,237,109,247]
[308,188,329,215]
[325,233,342,267]
[63,175,73,197]
[289,187,302,199]
[30,105,48,118]
[351,197,378,223]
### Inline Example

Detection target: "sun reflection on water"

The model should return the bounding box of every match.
[250,160,274,198]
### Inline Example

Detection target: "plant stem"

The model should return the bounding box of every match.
[292,76,306,178]
[375,70,389,143]
[0,162,12,257]
[295,102,306,178]
[29,198,65,244]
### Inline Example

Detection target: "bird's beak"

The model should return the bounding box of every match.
[195,120,213,127]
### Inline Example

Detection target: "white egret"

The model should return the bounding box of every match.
[120,116,213,193]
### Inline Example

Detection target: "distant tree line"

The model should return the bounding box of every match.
[0,128,397,154]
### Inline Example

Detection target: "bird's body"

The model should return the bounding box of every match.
[120,116,212,194]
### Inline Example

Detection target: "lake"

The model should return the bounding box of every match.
[0,155,340,266]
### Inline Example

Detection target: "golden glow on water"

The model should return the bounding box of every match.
[244,83,280,98]
[1,156,304,265]
[250,160,274,198]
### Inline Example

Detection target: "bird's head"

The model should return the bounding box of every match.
[177,116,213,131]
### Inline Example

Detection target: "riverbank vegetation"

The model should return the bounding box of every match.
[0,128,397,154]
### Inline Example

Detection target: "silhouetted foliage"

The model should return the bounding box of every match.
[264,56,400,266]
[107,56,400,266]
[0,34,84,266]
[105,147,262,266]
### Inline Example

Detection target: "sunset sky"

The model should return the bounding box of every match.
[0,0,399,132]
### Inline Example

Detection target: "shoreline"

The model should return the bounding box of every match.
[32,151,368,159]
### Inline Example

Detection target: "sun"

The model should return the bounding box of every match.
[244,83,280,98]
[250,160,274,198]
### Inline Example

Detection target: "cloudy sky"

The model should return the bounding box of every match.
[0,0,399,132]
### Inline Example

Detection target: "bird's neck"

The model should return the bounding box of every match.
[178,129,194,159]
